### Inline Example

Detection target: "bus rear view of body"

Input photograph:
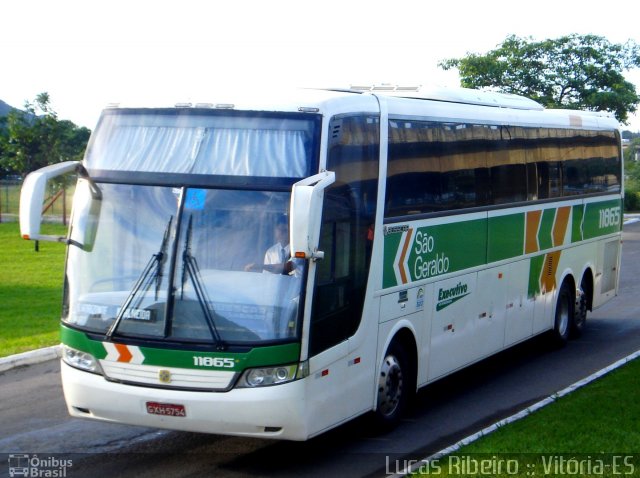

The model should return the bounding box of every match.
[20,86,622,440]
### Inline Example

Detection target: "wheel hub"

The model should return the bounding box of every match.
[378,355,403,417]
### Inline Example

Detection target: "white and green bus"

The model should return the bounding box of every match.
[20,86,622,440]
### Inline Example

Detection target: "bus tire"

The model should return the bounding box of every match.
[552,281,574,346]
[571,277,589,338]
[374,340,411,430]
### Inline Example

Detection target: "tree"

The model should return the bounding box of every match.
[439,34,640,123]
[625,137,640,163]
[0,115,8,176]
[0,92,91,177]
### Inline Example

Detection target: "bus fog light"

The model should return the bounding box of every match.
[238,364,297,388]
[61,345,103,374]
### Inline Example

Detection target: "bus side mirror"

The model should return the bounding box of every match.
[20,161,81,243]
[290,171,335,260]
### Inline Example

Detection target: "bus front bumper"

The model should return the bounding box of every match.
[61,361,310,440]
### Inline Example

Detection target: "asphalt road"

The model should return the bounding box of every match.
[2,222,640,478]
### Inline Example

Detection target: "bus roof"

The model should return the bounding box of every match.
[344,84,545,111]
[103,88,378,117]
[102,86,620,131]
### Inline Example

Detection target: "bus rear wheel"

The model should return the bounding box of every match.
[571,277,589,337]
[552,281,574,346]
[374,341,411,430]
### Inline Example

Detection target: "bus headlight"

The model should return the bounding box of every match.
[61,345,103,375]
[237,364,298,388]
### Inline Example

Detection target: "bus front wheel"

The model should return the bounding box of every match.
[374,341,411,430]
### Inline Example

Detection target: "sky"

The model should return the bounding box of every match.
[2,0,640,131]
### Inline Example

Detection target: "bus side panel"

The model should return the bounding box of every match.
[475,266,508,357]
[416,284,434,387]
[428,272,478,381]
[304,299,384,438]
[348,294,386,415]
[595,239,621,307]
[504,259,535,346]
[305,341,352,437]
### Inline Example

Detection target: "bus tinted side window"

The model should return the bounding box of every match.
[385,121,621,219]
[560,131,620,195]
[386,121,513,216]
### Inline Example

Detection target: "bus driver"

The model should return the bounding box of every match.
[246,217,295,274]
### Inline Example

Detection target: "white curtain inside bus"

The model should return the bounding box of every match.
[86,112,314,178]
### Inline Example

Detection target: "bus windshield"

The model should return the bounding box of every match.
[64,182,306,346]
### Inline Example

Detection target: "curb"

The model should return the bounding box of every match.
[0,345,61,373]
[389,348,640,477]
[624,215,640,225]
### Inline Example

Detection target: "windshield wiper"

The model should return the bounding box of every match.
[180,214,225,350]
[106,216,173,339]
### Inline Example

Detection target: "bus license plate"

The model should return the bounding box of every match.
[146,401,186,417]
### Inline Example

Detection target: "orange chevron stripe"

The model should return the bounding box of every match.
[552,206,571,247]
[114,343,133,363]
[525,210,542,254]
[540,251,561,293]
[398,228,413,284]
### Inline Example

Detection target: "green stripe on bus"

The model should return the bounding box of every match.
[382,198,621,290]
[572,204,584,242]
[383,219,487,288]
[61,325,108,359]
[407,219,487,277]
[382,231,403,289]
[538,208,555,250]
[528,255,545,298]
[582,199,623,239]
[488,213,524,262]
[60,324,301,371]
[141,342,301,370]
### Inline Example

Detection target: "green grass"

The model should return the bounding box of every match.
[0,183,21,215]
[414,358,640,477]
[0,222,67,356]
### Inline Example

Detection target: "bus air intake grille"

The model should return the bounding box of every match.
[100,361,236,391]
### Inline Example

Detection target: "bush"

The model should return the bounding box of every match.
[624,188,640,212]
